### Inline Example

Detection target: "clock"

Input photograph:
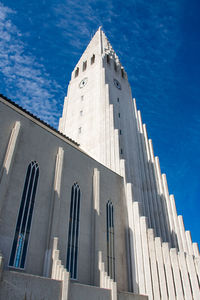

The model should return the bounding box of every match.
[113,78,121,90]
[79,77,88,88]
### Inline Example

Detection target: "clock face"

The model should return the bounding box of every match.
[113,78,121,90]
[79,77,88,88]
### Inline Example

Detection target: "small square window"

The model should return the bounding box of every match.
[117,98,119,102]
[120,129,122,135]
[79,127,82,133]
[81,95,84,101]
[80,110,83,116]
[118,113,120,118]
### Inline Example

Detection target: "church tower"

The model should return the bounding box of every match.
[59,28,200,299]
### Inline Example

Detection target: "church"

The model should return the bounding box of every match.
[0,27,199,300]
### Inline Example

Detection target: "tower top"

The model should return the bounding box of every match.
[70,27,127,81]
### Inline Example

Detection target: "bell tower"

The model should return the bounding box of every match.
[59,28,200,298]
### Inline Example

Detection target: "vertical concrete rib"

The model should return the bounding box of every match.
[132,99,144,206]
[109,104,115,171]
[170,248,184,300]
[147,229,160,299]
[143,124,161,237]
[178,252,193,299]
[186,231,194,256]
[193,243,200,257]
[137,110,153,227]
[162,174,177,247]
[178,216,189,253]
[0,121,21,215]
[132,202,145,294]
[194,257,200,285]
[162,243,176,299]
[170,195,183,251]
[149,139,167,242]
[105,84,111,168]
[126,183,139,293]
[155,237,168,299]
[186,254,200,300]
[155,157,171,244]
[140,217,153,300]
[114,129,120,174]
[44,147,64,276]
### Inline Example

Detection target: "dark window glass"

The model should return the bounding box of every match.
[75,67,79,78]
[83,61,87,71]
[9,161,39,268]
[66,183,81,279]
[106,201,115,280]
[91,54,95,64]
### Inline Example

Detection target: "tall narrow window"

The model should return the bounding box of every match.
[66,183,81,279]
[106,201,115,280]
[121,68,125,78]
[91,54,95,65]
[9,161,39,269]
[75,67,79,78]
[82,61,87,71]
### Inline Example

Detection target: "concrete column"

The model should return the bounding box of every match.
[155,237,168,299]
[186,231,194,256]
[0,121,21,215]
[114,129,120,174]
[186,254,200,300]
[194,257,200,286]
[178,216,188,253]
[193,243,200,257]
[0,251,4,281]
[126,183,138,293]
[178,252,193,299]
[91,168,100,286]
[162,174,177,248]
[147,229,160,299]
[170,195,183,251]
[132,202,145,294]
[105,84,111,168]
[155,157,171,244]
[132,100,145,210]
[149,139,167,242]
[170,248,184,300]
[137,111,153,227]
[140,217,153,300]
[162,243,176,299]
[43,147,64,276]
[143,125,161,237]
[109,104,115,171]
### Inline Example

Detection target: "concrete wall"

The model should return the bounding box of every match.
[69,282,111,300]
[118,291,148,300]
[0,270,62,300]
[0,96,128,291]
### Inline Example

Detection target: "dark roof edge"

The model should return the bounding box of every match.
[0,94,79,147]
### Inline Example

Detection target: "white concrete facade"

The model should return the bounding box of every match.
[0,28,199,299]
[59,28,200,299]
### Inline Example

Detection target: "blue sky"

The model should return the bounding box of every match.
[0,1,199,244]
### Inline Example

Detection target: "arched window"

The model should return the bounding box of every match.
[106,201,115,279]
[66,183,81,279]
[9,161,39,268]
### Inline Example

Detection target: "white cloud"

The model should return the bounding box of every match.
[0,2,62,128]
